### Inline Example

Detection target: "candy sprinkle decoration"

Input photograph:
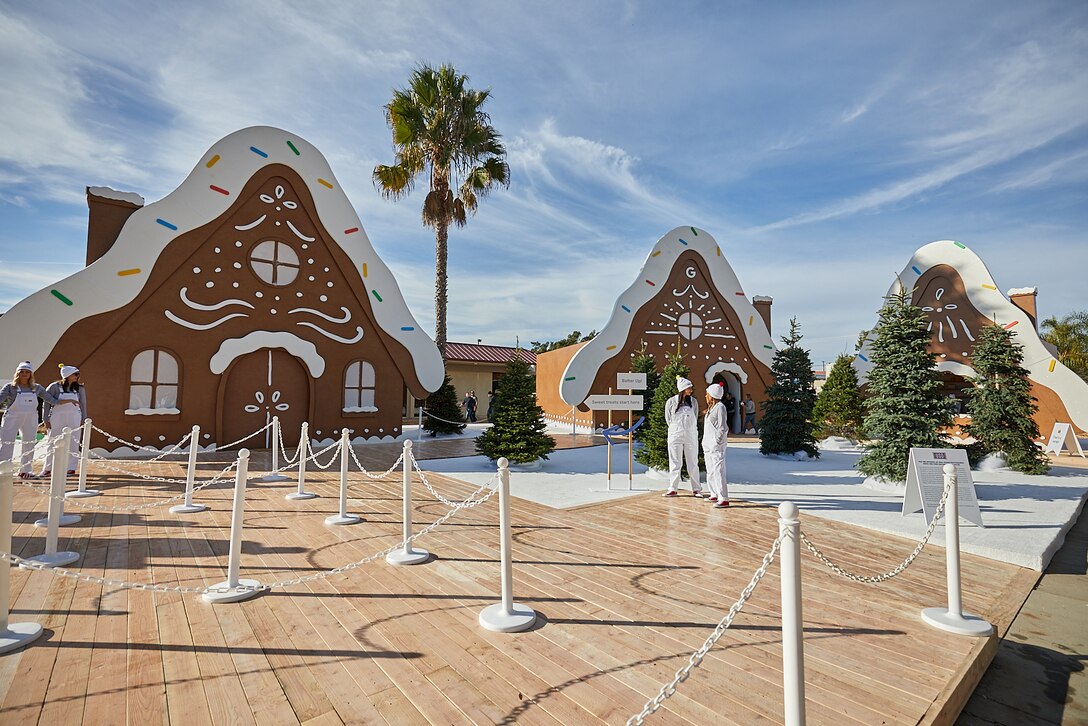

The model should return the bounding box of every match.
[51,289,73,306]
[210,185,230,195]
[1004,320,1019,330]
[911,266,922,275]
[344,227,359,234]
[117,268,141,277]
[1049,360,1057,372]
[953,242,966,249]
[286,140,300,155]
[206,154,220,168]
[156,219,178,230]
[250,146,269,158]
[371,290,383,302]
[318,178,333,189]
[982,284,997,290]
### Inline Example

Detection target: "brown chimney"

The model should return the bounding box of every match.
[86,186,144,266]
[1007,287,1039,331]
[752,296,773,335]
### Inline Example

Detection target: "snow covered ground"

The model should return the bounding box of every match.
[422,435,1088,571]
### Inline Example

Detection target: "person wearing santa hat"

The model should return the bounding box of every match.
[41,365,88,477]
[0,362,60,478]
[663,376,701,497]
[702,382,730,508]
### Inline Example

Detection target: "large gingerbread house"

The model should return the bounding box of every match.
[544,226,776,431]
[0,126,444,450]
[855,240,1088,438]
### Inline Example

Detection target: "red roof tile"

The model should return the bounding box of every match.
[444,342,535,365]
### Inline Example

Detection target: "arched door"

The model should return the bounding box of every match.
[219,349,309,447]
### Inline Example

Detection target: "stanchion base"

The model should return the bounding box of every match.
[325,514,361,526]
[202,579,262,604]
[386,547,430,566]
[286,492,317,501]
[34,514,81,528]
[21,551,80,568]
[0,623,44,654]
[66,489,101,499]
[258,473,290,482]
[921,607,994,636]
[479,602,538,633]
[169,503,207,514]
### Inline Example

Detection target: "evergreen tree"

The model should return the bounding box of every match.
[630,343,660,442]
[759,318,819,458]
[965,322,1050,474]
[857,289,953,482]
[421,375,467,436]
[812,354,867,440]
[476,356,555,463]
[635,351,691,471]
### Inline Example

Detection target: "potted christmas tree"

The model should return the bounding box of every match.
[759,318,819,459]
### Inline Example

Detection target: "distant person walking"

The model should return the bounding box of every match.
[663,377,701,497]
[486,390,495,420]
[702,383,729,508]
[723,390,736,434]
[463,391,478,423]
[743,393,758,434]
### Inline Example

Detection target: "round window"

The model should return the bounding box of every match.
[249,240,300,286]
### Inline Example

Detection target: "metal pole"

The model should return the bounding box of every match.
[325,429,360,525]
[286,422,315,500]
[387,440,429,565]
[203,449,260,603]
[479,458,537,632]
[68,418,100,498]
[171,425,206,513]
[779,501,806,726]
[0,462,43,653]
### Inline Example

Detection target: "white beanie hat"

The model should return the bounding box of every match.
[15,361,32,373]
[676,376,693,392]
[707,383,724,399]
[60,365,80,379]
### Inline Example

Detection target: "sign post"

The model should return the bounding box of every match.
[902,448,984,528]
[1043,423,1086,458]
[586,381,645,491]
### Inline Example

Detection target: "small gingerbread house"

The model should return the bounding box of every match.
[855,240,1088,438]
[548,226,776,431]
[0,126,444,450]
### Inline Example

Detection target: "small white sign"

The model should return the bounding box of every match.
[1043,422,1086,458]
[617,372,648,390]
[585,394,644,410]
[902,447,984,528]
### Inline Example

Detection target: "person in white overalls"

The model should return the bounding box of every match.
[702,383,730,508]
[0,362,59,478]
[42,365,88,477]
[663,376,702,497]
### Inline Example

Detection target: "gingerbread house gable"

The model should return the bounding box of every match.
[559,226,776,409]
[856,240,1088,435]
[0,126,443,446]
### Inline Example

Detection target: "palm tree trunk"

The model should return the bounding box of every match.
[435,221,448,354]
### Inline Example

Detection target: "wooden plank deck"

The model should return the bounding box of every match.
[0,444,1035,725]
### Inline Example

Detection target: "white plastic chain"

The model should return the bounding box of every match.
[89,423,193,460]
[627,532,785,726]
[275,422,305,465]
[800,470,954,584]
[410,455,484,508]
[3,474,498,594]
[306,439,345,470]
[13,459,240,511]
[346,443,404,480]
[420,408,469,426]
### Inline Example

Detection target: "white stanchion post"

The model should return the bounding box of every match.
[921,464,994,636]
[286,422,316,501]
[779,502,807,726]
[386,440,429,565]
[34,428,80,529]
[67,418,100,498]
[0,462,43,653]
[325,429,361,525]
[203,449,261,603]
[170,425,207,514]
[480,458,537,633]
[24,431,80,567]
[261,416,289,482]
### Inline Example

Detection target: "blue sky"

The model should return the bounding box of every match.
[1,1,1085,369]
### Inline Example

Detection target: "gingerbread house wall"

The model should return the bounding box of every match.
[536,342,595,430]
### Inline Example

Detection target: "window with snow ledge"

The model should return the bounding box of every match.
[126,348,181,415]
[344,360,377,413]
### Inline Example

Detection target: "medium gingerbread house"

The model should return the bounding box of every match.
[855,240,1088,438]
[0,126,444,450]
[551,226,776,431]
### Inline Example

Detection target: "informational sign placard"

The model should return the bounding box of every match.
[585,394,644,410]
[1043,423,1086,458]
[616,372,648,390]
[902,448,984,528]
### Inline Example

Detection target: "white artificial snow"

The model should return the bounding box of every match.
[209,331,325,377]
[124,407,181,415]
[87,186,145,206]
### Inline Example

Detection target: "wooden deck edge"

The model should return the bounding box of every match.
[917,566,1041,725]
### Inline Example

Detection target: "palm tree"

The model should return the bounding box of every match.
[1041,311,1088,382]
[373,63,510,351]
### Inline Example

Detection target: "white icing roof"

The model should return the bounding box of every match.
[0,126,444,392]
[1007,287,1038,296]
[87,186,145,206]
[855,240,1088,432]
[559,226,776,406]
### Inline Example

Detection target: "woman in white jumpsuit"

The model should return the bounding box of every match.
[0,362,59,477]
[702,383,729,508]
[42,365,88,476]
[663,377,702,497]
